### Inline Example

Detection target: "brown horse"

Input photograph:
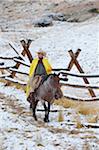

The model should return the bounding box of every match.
[28,74,63,122]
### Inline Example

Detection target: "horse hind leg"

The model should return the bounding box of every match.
[43,102,50,122]
[32,100,38,121]
[27,92,35,109]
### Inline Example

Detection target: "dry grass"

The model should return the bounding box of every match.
[0,79,26,91]
[55,97,99,126]
[77,103,99,116]
[54,97,99,116]
[87,115,98,123]
[54,98,77,108]
[58,110,64,122]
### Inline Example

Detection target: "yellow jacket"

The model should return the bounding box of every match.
[29,58,52,77]
[26,58,52,96]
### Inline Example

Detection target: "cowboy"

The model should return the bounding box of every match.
[26,49,52,104]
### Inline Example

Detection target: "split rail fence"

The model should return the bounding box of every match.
[0,39,99,101]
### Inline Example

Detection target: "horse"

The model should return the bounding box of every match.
[28,73,63,122]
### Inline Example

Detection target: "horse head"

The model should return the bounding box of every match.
[48,73,60,87]
[48,73,63,99]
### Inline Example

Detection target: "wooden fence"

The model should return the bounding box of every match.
[0,39,99,101]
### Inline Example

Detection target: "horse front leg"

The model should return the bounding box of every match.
[43,102,50,122]
[32,100,38,121]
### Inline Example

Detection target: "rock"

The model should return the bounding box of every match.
[88,8,99,14]
[46,12,68,21]
[67,17,79,22]
[33,12,70,27]
[33,17,53,27]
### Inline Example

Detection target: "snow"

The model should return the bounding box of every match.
[64,93,99,101]
[0,82,99,150]
[5,76,26,85]
[30,20,99,74]
[9,68,28,75]
[0,0,99,149]
[0,73,10,78]
[13,58,30,67]
[65,0,96,4]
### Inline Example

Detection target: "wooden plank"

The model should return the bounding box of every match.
[13,58,30,67]
[67,49,81,71]
[52,68,69,71]
[64,95,99,101]
[6,40,33,86]
[9,68,28,75]
[0,74,10,78]
[6,49,27,86]
[0,56,18,60]
[53,49,81,72]
[9,43,25,61]
[8,43,28,79]
[37,109,59,112]
[68,50,96,97]
[61,82,99,89]
[83,123,99,128]
[0,66,15,69]
[5,77,26,85]
[60,71,99,78]
[20,39,33,63]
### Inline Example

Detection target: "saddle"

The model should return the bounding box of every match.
[27,75,48,103]
[30,75,42,92]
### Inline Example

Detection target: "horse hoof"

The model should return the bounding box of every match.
[33,115,37,121]
[44,118,49,122]
[35,118,37,121]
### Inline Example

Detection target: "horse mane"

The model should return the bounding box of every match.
[43,73,58,83]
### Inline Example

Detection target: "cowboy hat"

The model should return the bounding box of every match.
[37,49,46,56]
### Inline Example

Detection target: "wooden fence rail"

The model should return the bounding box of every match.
[0,41,99,101]
[64,95,99,101]
[54,70,99,78]
[61,82,99,89]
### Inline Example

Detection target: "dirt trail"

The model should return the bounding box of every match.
[0,93,99,149]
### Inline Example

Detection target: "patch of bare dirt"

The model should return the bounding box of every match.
[52,0,99,22]
[0,0,99,31]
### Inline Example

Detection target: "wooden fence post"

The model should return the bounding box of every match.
[67,49,81,71]
[6,39,33,86]
[68,50,96,97]
[20,39,33,63]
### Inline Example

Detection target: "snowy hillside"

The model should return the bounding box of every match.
[0,0,99,150]
[0,15,99,98]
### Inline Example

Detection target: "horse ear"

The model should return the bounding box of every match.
[53,73,56,76]
[50,74,54,79]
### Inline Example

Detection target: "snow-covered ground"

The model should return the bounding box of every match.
[0,0,99,149]
[0,15,99,97]
[0,17,99,149]
[0,84,99,150]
